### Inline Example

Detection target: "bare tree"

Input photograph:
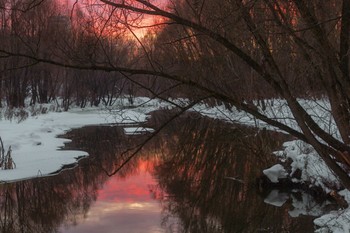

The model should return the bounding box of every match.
[1,0,350,189]
[90,0,350,189]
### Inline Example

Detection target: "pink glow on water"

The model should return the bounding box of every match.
[60,159,163,233]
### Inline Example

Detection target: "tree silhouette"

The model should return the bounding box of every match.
[1,0,350,189]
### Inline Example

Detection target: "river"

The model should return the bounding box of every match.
[0,110,333,232]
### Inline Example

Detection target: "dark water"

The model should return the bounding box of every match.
[0,110,328,233]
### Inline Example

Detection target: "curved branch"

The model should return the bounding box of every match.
[99,0,349,153]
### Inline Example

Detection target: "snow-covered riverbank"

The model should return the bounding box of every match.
[192,98,350,232]
[0,98,165,182]
[0,97,349,232]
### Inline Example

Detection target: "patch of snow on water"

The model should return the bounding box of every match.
[123,127,155,135]
[263,164,287,183]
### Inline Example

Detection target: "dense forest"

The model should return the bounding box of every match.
[1,0,350,189]
[0,0,139,109]
[0,0,340,109]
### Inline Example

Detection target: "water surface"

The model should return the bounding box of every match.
[0,111,326,232]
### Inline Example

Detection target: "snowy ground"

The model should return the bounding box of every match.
[0,97,349,231]
[190,98,350,232]
[0,97,165,182]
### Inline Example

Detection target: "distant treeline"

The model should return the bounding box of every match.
[0,0,337,110]
[0,0,141,109]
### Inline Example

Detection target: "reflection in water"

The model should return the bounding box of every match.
[0,111,323,232]
[60,159,163,233]
[147,111,315,233]
[0,126,148,233]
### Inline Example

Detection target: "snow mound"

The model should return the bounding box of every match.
[314,190,350,232]
[263,164,287,183]
[314,210,350,233]
[282,140,339,192]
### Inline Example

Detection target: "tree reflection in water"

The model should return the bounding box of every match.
[0,126,136,233]
[147,111,314,233]
[0,111,317,233]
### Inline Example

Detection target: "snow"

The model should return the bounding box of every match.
[275,140,340,192]
[314,209,350,233]
[263,164,287,183]
[0,97,167,182]
[187,98,350,231]
[124,127,155,135]
[1,96,350,231]
[313,189,350,233]
[190,98,340,139]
